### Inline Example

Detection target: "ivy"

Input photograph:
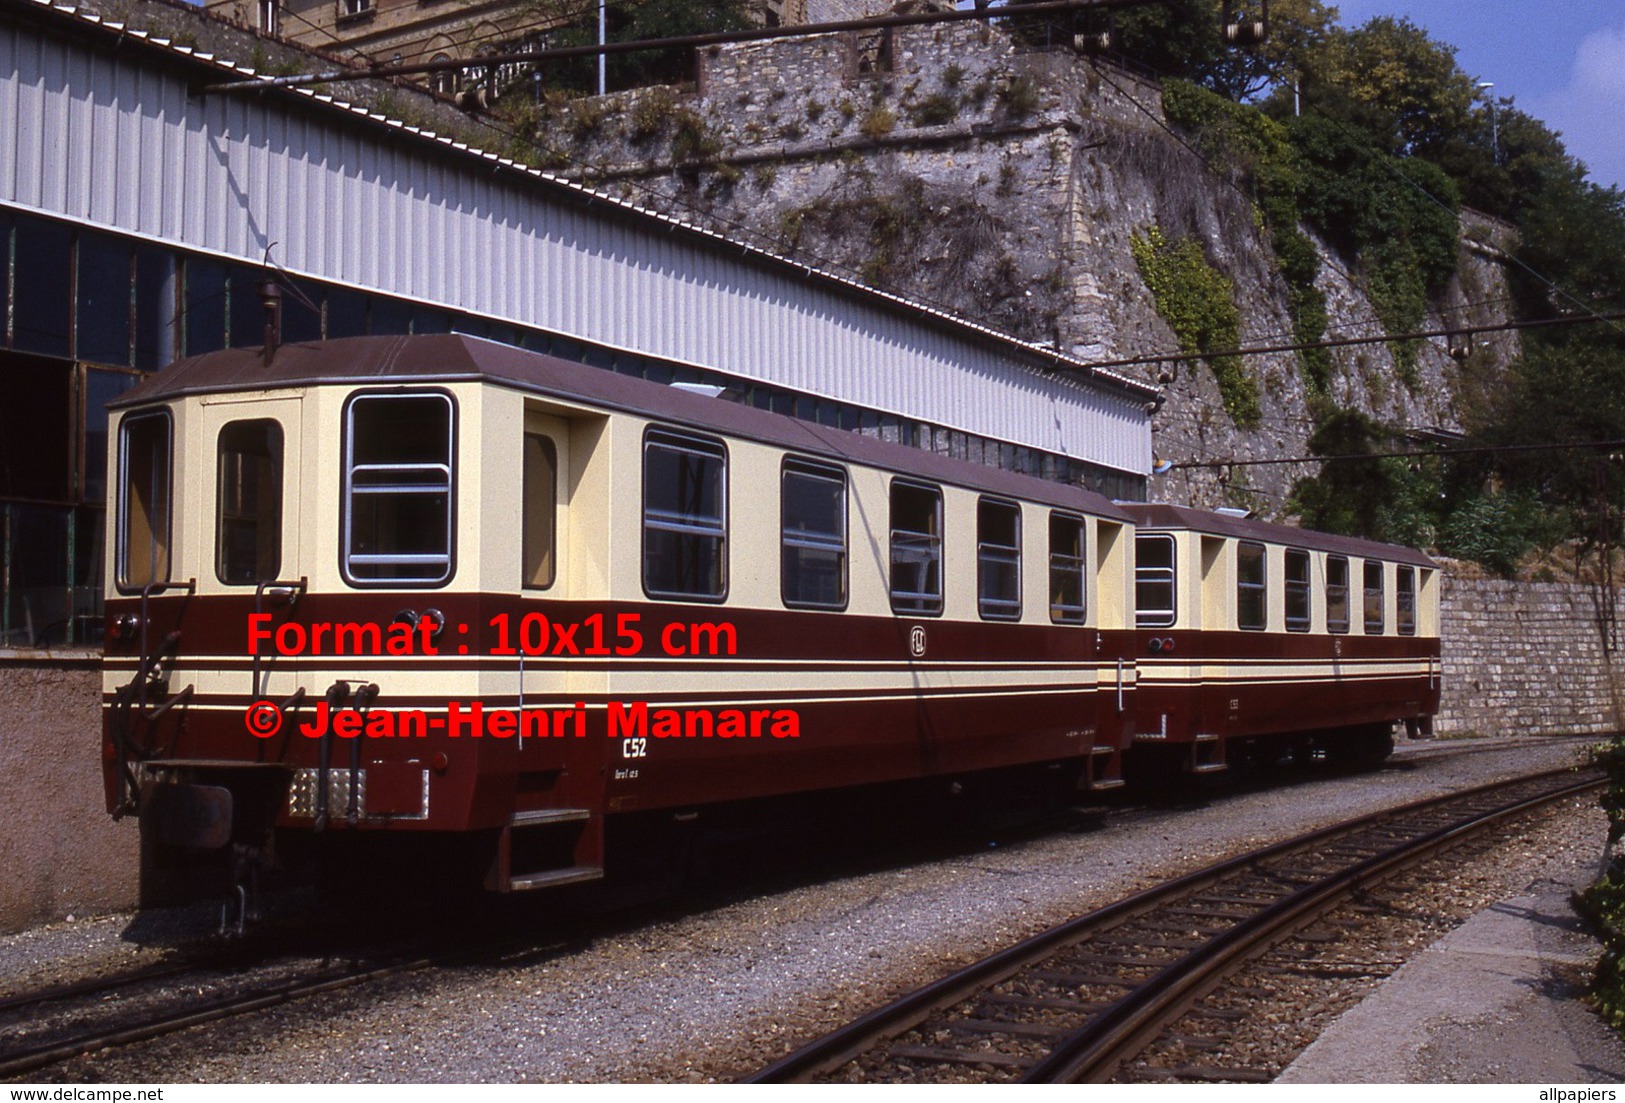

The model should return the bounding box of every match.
[1131,226,1258,428]
[1162,81,1332,395]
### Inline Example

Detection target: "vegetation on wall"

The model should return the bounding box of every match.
[1160,80,1332,394]
[1130,226,1258,428]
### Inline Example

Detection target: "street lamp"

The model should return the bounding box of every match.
[1478,81,1498,163]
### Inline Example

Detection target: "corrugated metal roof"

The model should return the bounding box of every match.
[2,0,1155,478]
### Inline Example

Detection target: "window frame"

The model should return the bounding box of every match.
[1048,511,1087,625]
[1397,564,1417,636]
[215,418,284,586]
[1363,560,1385,635]
[1236,540,1268,631]
[115,408,174,594]
[780,456,848,611]
[339,389,457,589]
[976,495,1022,621]
[1326,554,1351,634]
[1135,532,1176,628]
[888,478,944,617]
[1284,547,1311,633]
[641,427,729,603]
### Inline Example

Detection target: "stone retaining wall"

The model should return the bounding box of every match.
[1438,573,1625,738]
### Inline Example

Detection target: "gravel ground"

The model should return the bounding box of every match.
[1,734,1605,1083]
[1129,790,1610,1081]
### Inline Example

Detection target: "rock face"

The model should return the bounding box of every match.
[516,21,1519,511]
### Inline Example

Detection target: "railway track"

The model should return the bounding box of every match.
[745,766,1603,1084]
[0,918,582,1081]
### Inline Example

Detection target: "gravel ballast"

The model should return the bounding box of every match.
[0,735,1606,1083]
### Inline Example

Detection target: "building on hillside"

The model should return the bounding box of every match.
[203,0,811,75]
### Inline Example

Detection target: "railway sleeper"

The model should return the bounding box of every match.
[944,1018,1068,1040]
[976,993,1112,1014]
[1063,950,1182,969]
[1026,968,1138,989]
[888,1044,1033,1070]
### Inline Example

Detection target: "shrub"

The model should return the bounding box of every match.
[1131,226,1257,427]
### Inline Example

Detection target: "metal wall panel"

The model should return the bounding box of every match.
[0,9,1151,476]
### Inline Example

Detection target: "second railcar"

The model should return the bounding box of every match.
[1121,504,1442,775]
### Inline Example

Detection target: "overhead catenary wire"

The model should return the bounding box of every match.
[1166,438,1625,472]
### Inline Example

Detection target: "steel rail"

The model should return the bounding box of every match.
[743,766,1599,1083]
[1024,769,1601,1082]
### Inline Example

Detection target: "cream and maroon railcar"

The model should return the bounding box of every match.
[103,334,1140,893]
[1120,504,1441,775]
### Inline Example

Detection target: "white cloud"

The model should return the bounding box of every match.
[1530,21,1625,190]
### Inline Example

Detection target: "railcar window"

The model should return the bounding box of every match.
[643,430,727,600]
[890,481,943,615]
[1237,541,1267,631]
[1135,534,1176,628]
[216,420,283,585]
[522,434,558,590]
[1285,548,1311,632]
[1326,555,1350,633]
[1363,561,1385,634]
[1049,512,1087,624]
[781,459,847,609]
[342,392,455,586]
[977,497,1021,620]
[1397,565,1417,636]
[117,411,172,590]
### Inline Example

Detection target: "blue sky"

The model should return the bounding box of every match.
[1329,1,1625,190]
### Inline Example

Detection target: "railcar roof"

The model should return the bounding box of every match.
[114,334,1133,521]
[1122,504,1436,568]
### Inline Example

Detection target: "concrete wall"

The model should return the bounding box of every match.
[0,652,137,933]
[1438,573,1625,738]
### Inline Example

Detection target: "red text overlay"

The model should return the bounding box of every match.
[244,698,800,741]
[246,612,737,658]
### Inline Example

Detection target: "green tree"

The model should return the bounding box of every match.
[528,0,752,93]
[1292,16,1481,160]
[1288,408,1439,542]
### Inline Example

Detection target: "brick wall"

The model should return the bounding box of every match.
[1438,573,1625,737]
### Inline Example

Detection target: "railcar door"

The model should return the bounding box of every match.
[194,396,305,716]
